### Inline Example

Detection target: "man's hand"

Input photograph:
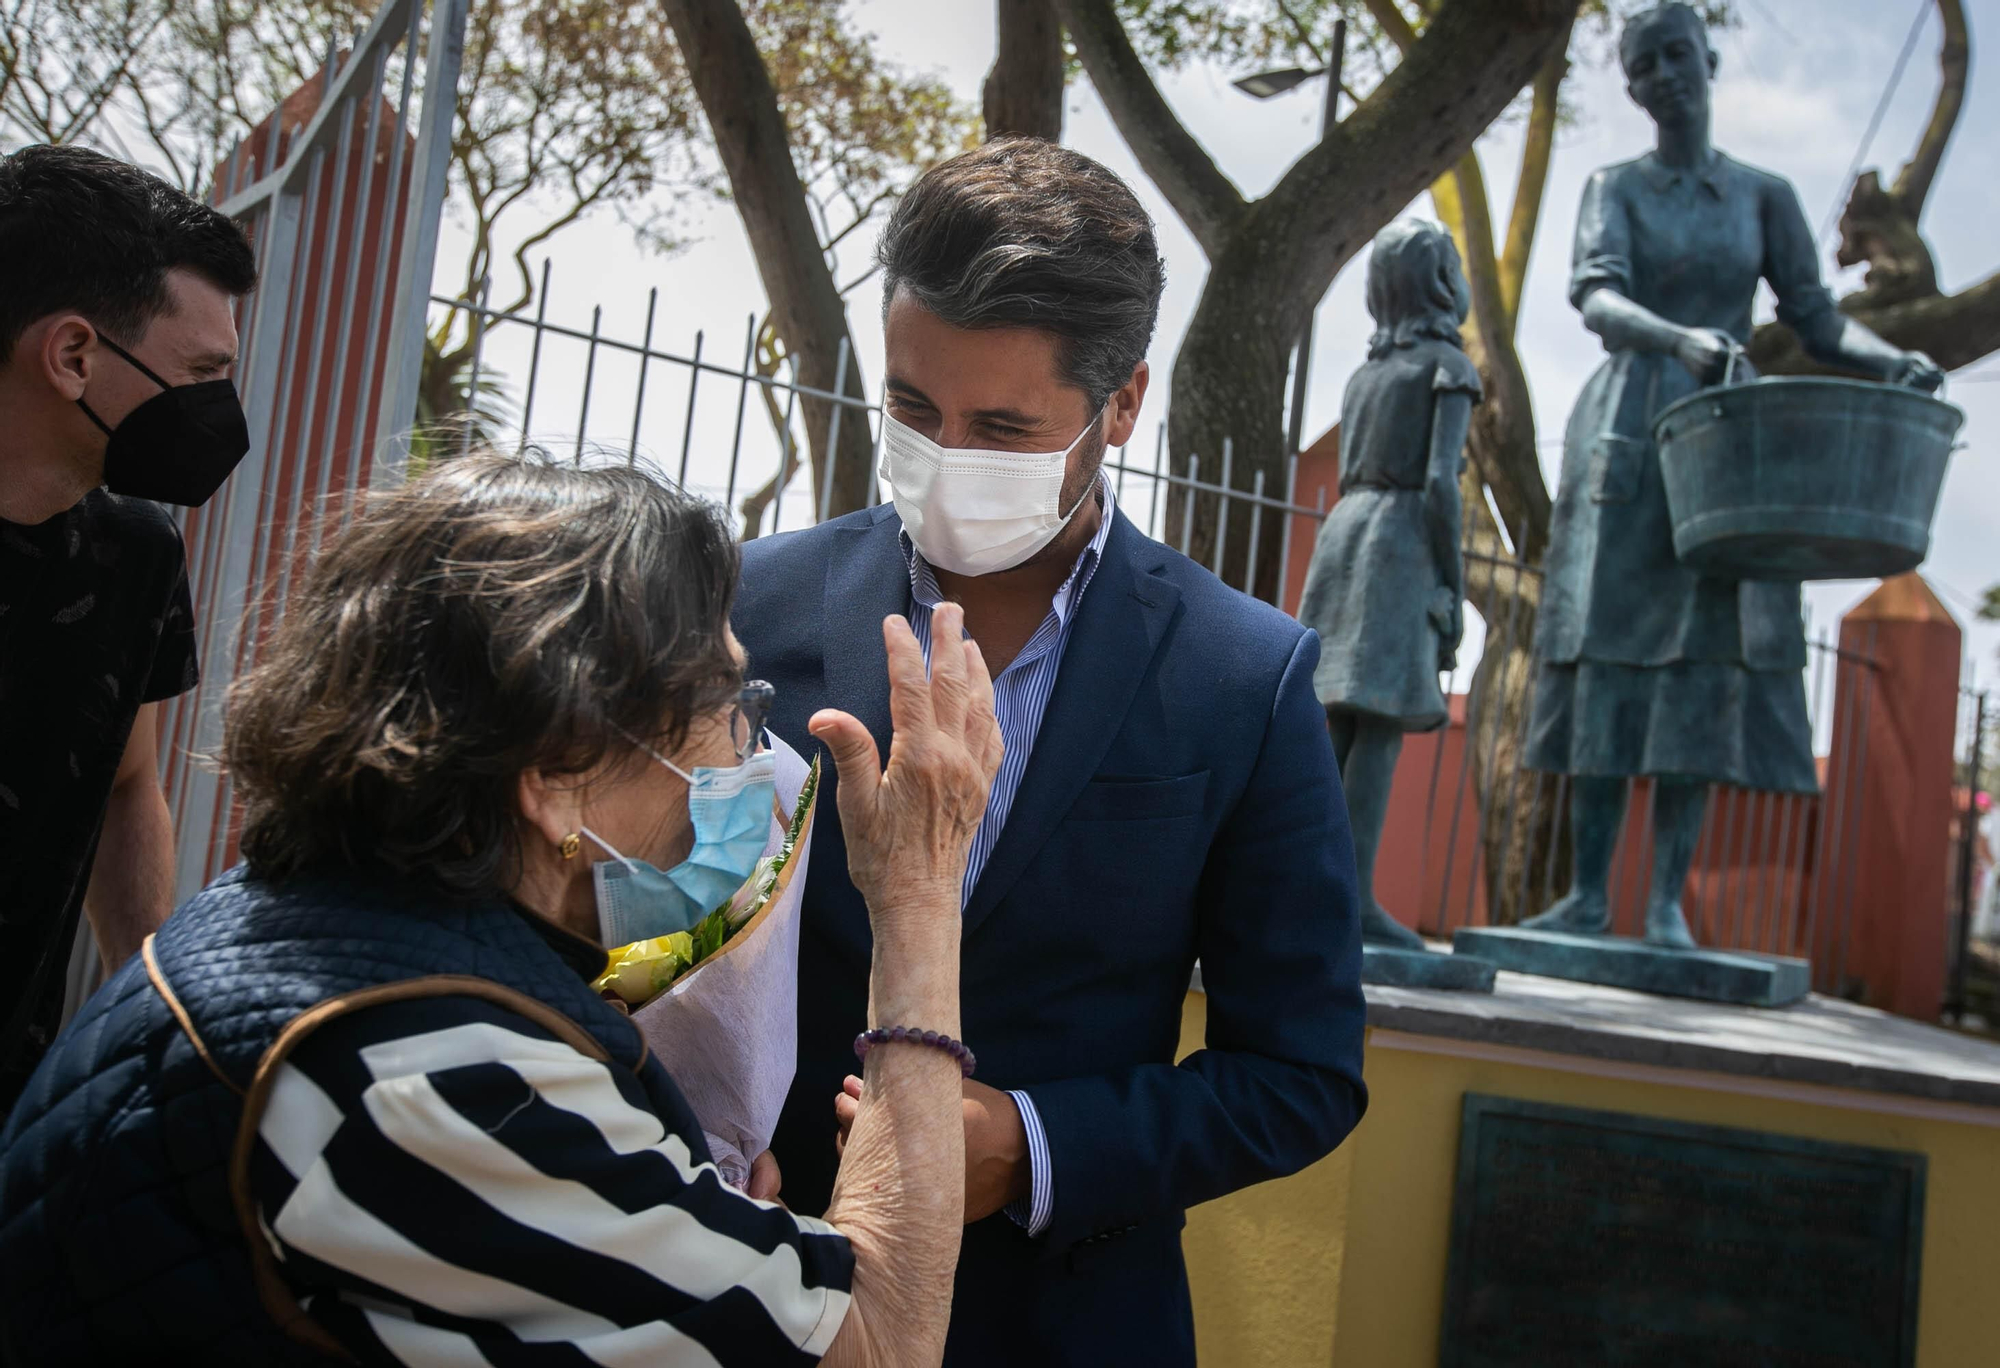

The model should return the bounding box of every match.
[835,1075,1030,1223]
[747,1149,783,1204]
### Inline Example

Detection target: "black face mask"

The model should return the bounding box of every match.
[77,335,250,508]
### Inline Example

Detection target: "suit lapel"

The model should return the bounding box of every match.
[819,508,908,774]
[961,513,1181,938]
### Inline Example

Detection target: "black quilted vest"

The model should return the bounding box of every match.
[0,865,704,1365]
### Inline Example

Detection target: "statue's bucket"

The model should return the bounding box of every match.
[1654,377,1963,581]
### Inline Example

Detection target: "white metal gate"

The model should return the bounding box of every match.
[157,0,468,899]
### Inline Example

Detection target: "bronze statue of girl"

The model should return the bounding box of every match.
[1298,219,1479,951]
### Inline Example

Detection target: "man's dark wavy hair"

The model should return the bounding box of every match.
[876,137,1165,408]
[0,144,256,362]
[224,452,743,895]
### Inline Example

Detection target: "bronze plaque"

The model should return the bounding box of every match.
[1440,1094,1925,1367]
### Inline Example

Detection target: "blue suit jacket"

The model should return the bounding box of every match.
[734,504,1367,1366]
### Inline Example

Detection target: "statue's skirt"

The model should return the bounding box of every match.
[1526,657,1818,794]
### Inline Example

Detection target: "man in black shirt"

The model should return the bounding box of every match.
[0,145,256,1109]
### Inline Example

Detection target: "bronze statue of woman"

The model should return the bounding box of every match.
[1298,220,1478,952]
[1523,3,1941,947]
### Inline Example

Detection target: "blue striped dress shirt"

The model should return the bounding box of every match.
[902,476,1116,1238]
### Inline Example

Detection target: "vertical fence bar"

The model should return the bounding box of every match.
[1832,629,1880,993]
[628,287,658,461]
[307,45,389,556]
[1148,422,1167,541]
[770,355,802,536]
[677,330,705,486]
[339,0,423,494]
[1540,772,1570,910]
[275,77,361,592]
[1685,790,1719,941]
[1949,693,1987,1019]
[819,338,850,525]
[1211,439,1233,578]
[1275,452,1300,612]
[460,274,491,457]
[1789,635,1837,958]
[725,313,756,508]
[1746,786,1782,950]
[1179,457,1198,555]
[1726,788,1765,948]
[1606,780,1636,937]
[1437,570,1492,933]
[1242,470,1266,595]
[575,305,602,449]
[1805,641,1856,983]
[520,258,551,442]
[371,0,471,480]
[1465,562,1527,929]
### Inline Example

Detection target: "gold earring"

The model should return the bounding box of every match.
[560,832,581,860]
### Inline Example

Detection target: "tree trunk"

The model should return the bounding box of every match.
[1164,251,1298,597]
[659,0,874,519]
[984,0,1064,142]
[1463,554,1570,925]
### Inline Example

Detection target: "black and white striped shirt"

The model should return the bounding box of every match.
[248,994,853,1365]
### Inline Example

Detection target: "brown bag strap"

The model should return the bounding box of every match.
[148,947,619,1361]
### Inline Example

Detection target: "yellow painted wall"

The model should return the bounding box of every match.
[1176,992,2000,1368]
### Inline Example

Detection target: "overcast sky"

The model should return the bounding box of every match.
[439,0,2000,693]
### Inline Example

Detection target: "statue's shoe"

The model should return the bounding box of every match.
[1644,902,1698,950]
[1518,892,1610,936]
[1360,903,1428,952]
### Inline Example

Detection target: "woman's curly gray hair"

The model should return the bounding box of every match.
[224,451,743,894]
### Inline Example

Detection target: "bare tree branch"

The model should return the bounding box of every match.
[1499,25,1570,332]
[1054,0,1247,257]
[1892,0,1967,220]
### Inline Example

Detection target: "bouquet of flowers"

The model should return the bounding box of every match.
[592,736,820,1190]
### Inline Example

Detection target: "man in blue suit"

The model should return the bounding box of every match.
[735,138,1366,1366]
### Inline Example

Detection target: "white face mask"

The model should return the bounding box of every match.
[878,406,1104,577]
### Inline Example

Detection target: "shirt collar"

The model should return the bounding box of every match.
[902,474,1117,625]
[1639,147,1728,199]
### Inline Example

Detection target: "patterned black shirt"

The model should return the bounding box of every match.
[0,489,197,1102]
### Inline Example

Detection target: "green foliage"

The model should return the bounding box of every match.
[1979,582,2000,623]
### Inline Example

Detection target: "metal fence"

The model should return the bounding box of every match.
[1947,686,1993,1021]
[433,275,1333,607]
[159,0,467,900]
[438,273,1880,983]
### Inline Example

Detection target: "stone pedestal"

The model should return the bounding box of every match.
[1364,945,1496,993]
[1450,926,1809,1007]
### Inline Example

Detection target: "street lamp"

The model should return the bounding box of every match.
[1230,66,1319,100]
[1234,19,1346,462]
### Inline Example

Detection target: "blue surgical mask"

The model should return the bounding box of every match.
[584,742,778,948]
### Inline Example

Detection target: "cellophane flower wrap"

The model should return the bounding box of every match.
[592,733,819,1189]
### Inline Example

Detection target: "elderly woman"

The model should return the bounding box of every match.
[0,454,1001,1367]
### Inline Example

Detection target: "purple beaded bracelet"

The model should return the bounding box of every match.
[853,1026,977,1078]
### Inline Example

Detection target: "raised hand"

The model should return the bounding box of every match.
[806,602,1004,934]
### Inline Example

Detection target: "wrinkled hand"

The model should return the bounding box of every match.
[808,603,1004,933]
[1674,327,1740,386]
[835,1074,1029,1224]
[1889,350,1945,393]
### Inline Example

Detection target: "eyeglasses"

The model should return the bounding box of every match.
[730,680,775,761]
